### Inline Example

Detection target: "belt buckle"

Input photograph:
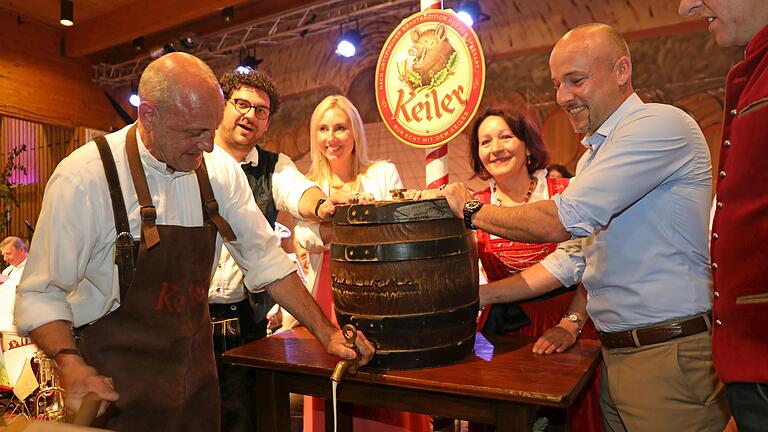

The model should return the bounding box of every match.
[212,317,241,353]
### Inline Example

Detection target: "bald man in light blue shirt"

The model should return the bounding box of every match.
[554,92,712,332]
[444,23,729,431]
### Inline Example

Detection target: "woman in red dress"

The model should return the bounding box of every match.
[468,105,603,431]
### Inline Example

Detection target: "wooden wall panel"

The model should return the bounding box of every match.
[0,117,82,242]
[0,9,117,131]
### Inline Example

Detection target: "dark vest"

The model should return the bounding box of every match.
[241,146,279,228]
[240,146,280,327]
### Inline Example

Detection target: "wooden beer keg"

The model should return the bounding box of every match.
[331,198,479,370]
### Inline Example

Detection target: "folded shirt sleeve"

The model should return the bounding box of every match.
[554,107,701,238]
[539,237,585,287]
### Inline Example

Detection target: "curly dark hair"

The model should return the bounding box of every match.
[468,105,549,180]
[219,69,281,117]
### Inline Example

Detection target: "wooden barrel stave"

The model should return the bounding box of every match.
[332,199,479,370]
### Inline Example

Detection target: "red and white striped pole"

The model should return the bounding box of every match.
[421,0,448,190]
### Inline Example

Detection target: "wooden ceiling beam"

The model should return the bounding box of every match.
[88,0,326,64]
[64,0,250,58]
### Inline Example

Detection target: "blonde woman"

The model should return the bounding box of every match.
[294,95,430,432]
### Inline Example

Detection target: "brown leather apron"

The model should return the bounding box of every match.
[80,125,236,431]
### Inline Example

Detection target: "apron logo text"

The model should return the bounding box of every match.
[155,282,208,314]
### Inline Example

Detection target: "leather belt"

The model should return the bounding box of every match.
[209,298,252,321]
[598,313,711,349]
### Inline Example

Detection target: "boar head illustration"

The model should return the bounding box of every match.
[408,23,456,87]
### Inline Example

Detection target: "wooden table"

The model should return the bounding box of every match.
[224,328,601,432]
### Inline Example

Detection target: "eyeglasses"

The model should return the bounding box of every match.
[229,98,271,120]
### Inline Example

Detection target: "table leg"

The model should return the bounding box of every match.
[253,369,291,432]
[495,402,537,432]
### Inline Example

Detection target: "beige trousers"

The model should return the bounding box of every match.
[600,331,730,432]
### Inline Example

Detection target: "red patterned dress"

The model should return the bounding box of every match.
[475,174,603,432]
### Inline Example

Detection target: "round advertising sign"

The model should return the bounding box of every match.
[375,9,485,149]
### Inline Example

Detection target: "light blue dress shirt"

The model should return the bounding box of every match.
[552,94,712,332]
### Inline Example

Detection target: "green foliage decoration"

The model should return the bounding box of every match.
[0,144,28,233]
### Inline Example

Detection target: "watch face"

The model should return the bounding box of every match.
[464,200,482,212]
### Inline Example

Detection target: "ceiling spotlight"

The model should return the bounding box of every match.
[162,42,177,54]
[222,6,234,22]
[178,33,199,51]
[457,1,490,28]
[129,81,140,108]
[132,37,144,51]
[149,32,199,59]
[149,46,167,59]
[336,29,361,58]
[59,0,74,27]
[236,55,263,73]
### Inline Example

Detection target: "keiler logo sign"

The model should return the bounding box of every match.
[376,9,485,149]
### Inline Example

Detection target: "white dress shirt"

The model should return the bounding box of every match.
[0,258,26,333]
[15,124,296,335]
[208,146,317,304]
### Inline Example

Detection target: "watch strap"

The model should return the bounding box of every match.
[464,213,477,230]
[562,312,585,334]
[314,198,327,220]
[463,200,482,230]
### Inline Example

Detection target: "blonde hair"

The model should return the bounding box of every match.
[307,95,372,190]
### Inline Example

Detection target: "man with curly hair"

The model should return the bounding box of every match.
[209,68,334,432]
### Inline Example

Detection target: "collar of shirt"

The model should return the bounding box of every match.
[581,93,643,151]
[134,125,195,179]
[4,258,26,276]
[581,133,605,151]
[242,145,261,166]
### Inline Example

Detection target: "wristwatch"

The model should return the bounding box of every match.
[314,198,327,220]
[562,312,585,334]
[463,200,483,230]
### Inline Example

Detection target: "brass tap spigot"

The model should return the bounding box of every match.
[331,324,360,382]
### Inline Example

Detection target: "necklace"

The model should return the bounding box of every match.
[493,177,536,206]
